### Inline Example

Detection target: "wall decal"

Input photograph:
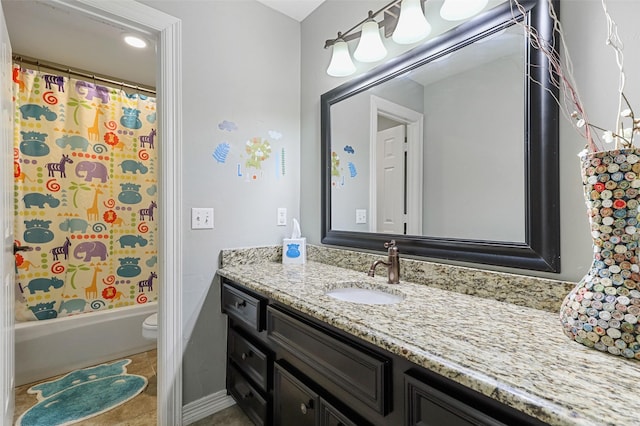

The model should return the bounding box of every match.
[344,145,355,154]
[348,162,357,178]
[245,137,271,170]
[213,142,231,164]
[268,130,282,140]
[331,152,340,177]
[218,120,238,132]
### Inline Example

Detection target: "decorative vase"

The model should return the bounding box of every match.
[560,148,640,359]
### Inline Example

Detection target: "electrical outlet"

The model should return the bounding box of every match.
[191,208,214,229]
[356,209,367,224]
[277,208,287,226]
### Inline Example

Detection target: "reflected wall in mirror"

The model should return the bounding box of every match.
[321,0,560,272]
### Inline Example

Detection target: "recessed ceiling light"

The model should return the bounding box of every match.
[123,34,147,49]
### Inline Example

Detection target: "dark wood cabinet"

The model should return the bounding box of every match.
[267,305,390,415]
[405,373,506,426]
[221,278,547,426]
[274,362,320,426]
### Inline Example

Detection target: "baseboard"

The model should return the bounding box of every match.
[182,389,235,425]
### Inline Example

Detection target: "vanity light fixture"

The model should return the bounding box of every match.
[354,12,388,63]
[392,0,431,44]
[440,0,489,21]
[325,0,487,77]
[326,35,357,77]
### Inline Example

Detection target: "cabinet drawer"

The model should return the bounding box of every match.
[274,362,320,426]
[405,373,506,426]
[319,400,360,426]
[267,306,390,415]
[228,363,268,426]
[222,282,264,331]
[228,327,270,392]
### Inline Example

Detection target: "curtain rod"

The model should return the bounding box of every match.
[12,54,156,96]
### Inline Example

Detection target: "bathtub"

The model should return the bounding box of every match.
[14,302,157,386]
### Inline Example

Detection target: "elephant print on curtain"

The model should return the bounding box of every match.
[13,65,159,321]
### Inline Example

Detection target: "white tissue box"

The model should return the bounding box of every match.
[283,238,306,264]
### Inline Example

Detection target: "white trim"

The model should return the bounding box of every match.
[369,95,424,235]
[182,390,236,425]
[49,1,183,424]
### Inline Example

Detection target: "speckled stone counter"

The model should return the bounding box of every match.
[217,247,640,426]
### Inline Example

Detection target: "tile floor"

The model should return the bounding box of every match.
[190,405,253,426]
[14,350,157,425]
[13,349,252,425]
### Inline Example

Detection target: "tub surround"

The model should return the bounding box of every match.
[14,302,157,386]
[218,245,640,425]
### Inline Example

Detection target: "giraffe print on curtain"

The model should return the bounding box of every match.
[13,65,159,321]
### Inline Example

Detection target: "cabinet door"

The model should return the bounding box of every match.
[405,374,506,426]
[274,362,320,426]
[268,306,390,415]
[319,399,359,426]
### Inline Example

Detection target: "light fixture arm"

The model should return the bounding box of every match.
[324,0,404,49]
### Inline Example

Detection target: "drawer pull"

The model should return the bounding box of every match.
[300,400,313,415]
[234,300,247,309]
[241,351,253,360]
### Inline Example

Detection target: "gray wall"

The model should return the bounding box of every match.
[301,0,640,284]
[422,54,525,242]
[330,78,423,231]
[141,0,300,405]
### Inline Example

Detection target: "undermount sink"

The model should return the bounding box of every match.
[325,284,404,305]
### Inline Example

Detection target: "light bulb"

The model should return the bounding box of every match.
[440,0,489,21]
[392,0,431,45]
[326,39,356,77]
[354,20,387,63]
[123,34,147,48]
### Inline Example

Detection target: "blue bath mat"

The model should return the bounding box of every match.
[16,359,148,426]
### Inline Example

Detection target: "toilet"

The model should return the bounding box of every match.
[142,313,158,340]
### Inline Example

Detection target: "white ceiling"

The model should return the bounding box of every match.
[256,0,325,22]
[3,0,157,88]
[2,0,326,89]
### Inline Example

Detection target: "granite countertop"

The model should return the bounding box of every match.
[217,260,640,426]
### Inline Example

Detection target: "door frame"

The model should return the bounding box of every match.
[48,1,184,424]
[369,95,423,235]
[1,3,14,423]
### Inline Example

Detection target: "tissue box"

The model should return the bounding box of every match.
[283,238,306,264]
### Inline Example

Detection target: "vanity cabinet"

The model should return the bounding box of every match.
[222,282,272,425]
[221,279,547,426]
[274,361,363,426]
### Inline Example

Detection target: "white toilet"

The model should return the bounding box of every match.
[142,313,158,340]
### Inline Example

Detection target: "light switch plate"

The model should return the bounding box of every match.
[191,208,214,229]
[277,208,287,226]
[356,209,367,224]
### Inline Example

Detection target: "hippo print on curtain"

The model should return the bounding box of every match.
[13,64,159,322]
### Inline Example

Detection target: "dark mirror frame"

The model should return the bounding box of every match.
[321,0,560,272]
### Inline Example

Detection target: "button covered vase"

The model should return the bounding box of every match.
[560,148,640,359]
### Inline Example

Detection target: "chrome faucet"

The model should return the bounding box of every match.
[368,240,400,284]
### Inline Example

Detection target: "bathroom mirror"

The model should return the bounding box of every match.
[321,0,560,272]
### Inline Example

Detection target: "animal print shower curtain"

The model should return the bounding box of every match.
[13,64,159,321]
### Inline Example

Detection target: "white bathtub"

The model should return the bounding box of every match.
[14,302,157,386]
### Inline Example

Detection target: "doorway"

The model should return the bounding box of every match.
[369,95,424,235]
[0,0,183,423]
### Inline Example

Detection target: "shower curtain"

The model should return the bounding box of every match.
[13,64,159,321]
